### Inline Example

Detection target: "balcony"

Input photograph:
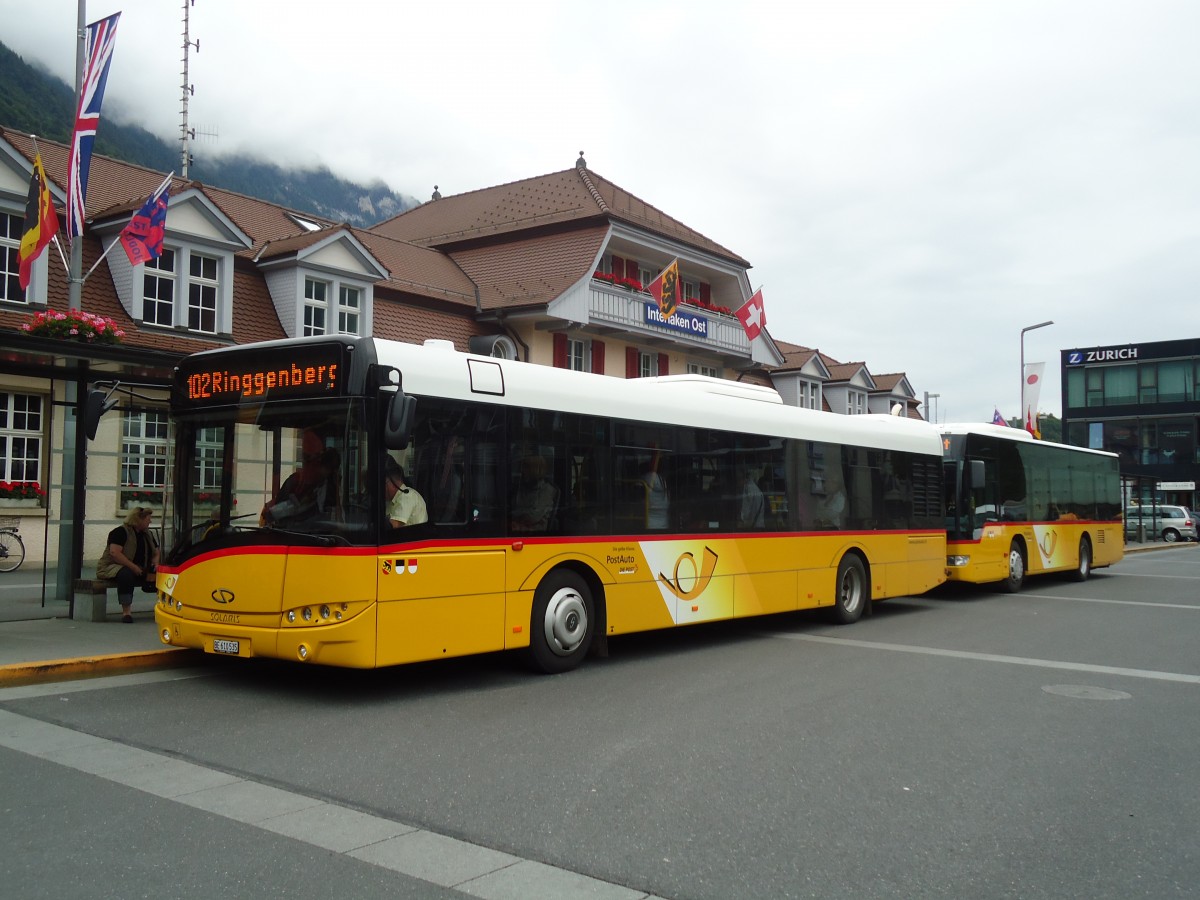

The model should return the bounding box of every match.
[587,282,750,356]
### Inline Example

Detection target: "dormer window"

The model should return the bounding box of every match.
[137,245,224,335]
[303,276,363,336]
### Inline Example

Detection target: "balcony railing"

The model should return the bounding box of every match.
[588,283,749,356]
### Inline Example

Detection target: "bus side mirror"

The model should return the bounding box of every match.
[969,459,985,490]
[83,389,118,441]
[384,393,416,451]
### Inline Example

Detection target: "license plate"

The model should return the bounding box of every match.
[212,638,240,655]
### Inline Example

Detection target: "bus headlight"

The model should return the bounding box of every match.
[302,607,313,621]
[286,610,296,623]
[320,605,331,620]
[947,555,971,567]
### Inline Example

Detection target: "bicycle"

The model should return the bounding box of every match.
[0,517,25,573]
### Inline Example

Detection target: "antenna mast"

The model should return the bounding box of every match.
[179,0,199,177]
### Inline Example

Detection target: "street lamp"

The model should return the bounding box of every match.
[1020,320,1054,426]
[923,391,940,424]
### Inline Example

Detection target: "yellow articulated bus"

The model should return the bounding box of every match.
[940,423,1124,592]
[156,335,947,673]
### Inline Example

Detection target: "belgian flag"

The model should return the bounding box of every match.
[18,153,59,291]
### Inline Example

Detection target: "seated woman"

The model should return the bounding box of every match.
[511,456,558,532]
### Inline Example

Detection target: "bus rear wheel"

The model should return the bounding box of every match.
[1002,541,1025,593]
[1072,536,1092,582]
[829,554,867,624]
[527,570,594,674]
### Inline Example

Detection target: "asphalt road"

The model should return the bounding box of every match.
[3,547,1198,899]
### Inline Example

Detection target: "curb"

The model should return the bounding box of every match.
[0,647,202,688]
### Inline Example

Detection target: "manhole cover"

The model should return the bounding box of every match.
[1042,684,1131,700]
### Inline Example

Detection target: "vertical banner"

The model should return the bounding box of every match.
[1023,362,1045,438]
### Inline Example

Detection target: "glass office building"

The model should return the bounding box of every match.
[1061,338,1200,509]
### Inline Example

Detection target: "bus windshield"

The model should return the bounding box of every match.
[167,397,371,560]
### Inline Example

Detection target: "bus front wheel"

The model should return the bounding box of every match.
[527,570,594,674]
[1002,541,1025,593]
[829,554,867,624]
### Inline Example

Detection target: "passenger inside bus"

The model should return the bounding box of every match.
[385,457,428,527]
[261,429,327,525]
[737,465,766,529]
[511,455,558,532]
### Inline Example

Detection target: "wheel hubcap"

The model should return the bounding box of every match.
[840,568,862,614]
[543,587,587,656]
[1010,550,1024,581]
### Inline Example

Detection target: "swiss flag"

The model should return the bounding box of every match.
[735,289,766,341]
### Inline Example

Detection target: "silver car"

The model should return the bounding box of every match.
[1124,505,1198,543]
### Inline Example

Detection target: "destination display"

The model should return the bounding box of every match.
[174,342,349,407]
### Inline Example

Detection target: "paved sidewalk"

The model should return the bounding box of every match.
[0,541,1189,687]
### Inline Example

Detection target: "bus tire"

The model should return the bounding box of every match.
[829,554,867,624]
[1002,541,1025,593]
[1072,536,1092,582]
[527,569,594,674]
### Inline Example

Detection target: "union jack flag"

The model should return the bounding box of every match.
[66,12,121,239]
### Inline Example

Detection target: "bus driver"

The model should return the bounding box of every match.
[385,457,428,527]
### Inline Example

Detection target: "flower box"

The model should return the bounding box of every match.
[20,308,126,344]
[0,481,45,504]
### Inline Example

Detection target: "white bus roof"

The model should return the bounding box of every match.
[376,338,943,456]
[940,422,1118,460]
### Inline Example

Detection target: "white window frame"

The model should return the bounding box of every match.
[121,409,169,505]
[136,242,231,335]
[848,390,867,415]
[304,277,329,336]
[337,284,361,335]
[639,351,659,378]
[567,337,587,372]
[187,252,220,334]
[687,362,719,378]
[142,249,177,327]
[0,390,44,487]
[1,211,27,305]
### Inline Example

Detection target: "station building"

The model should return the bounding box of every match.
[0,129,927,587]
[1061,337,1200,509]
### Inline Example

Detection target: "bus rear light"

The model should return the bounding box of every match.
[947,555,971,567]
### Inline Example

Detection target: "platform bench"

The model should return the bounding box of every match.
[72,578,118,622]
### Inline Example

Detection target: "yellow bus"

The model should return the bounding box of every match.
[941,424,1124,592]
[156,336,947,672]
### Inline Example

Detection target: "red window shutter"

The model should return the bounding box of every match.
[626,347,639,379]
[553,333,568,369]
[611,255,625,277]
[700,282,711,304]
[657,353,669,376]
[591,340,605,374]
[626,259,639,280]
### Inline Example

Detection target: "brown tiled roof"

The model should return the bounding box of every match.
[371,296,488,352]
[825,361,868,382]
[371,165,749,266]
[2,129,337,255]
[354,230,478,308]
[871,373,907,392]
[449,226,608,310]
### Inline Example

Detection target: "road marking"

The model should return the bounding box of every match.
[1108,572,1200,580]
[1019,593,1200,610]
[0,709,652,900]
[776,634,1200,684]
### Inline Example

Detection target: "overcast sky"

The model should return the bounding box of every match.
[5,0,1199,423]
